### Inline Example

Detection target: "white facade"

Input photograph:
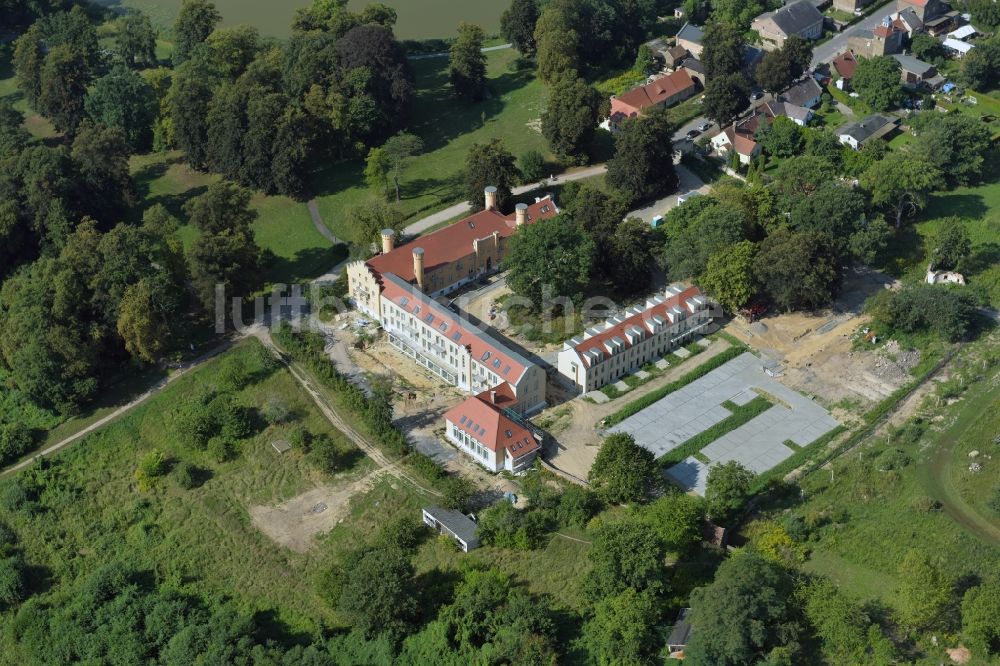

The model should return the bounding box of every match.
[558,285,712,393]
[446,420,503,471]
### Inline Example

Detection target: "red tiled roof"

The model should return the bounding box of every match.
[380,273,531,383]
[903,0,928,6]
[573,286,704,368]
[366,197,558,283]
[444,390,539,458]
[610,70,697,117]
[833,51,858,79]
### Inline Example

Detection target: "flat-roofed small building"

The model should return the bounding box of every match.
[557,284,712,393]
[422,506,480,551]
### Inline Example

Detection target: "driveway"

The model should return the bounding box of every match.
[627,165,710,223]
[811,0,897,66]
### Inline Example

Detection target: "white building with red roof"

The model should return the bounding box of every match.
[347,187,557,320]
[557,284,711,393]
[379,272,547,414]
[443,386,542,473]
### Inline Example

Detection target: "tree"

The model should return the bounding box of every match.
[173,0,221,64]
[117,12,157,68]
[338,547,417,638]
[909,112,993,186]
[450,23,487,101]
[37,43,91,134]
[501,0,540,56]
[704,460,754,525]
[701,21,746,79]
[787,182,866,256]
[504,216,594,308]
[117,278,170,363]
[711,0,766,29]
[860,153,943,228]
[440,476,474,512]
[363,146,390,199]
[609,217,655,294]
[71,120,137,222]
[588,433,659,504]
[583,589,661,665]
[541,74,606,164]
[700,240,757,313]
[0,556,26,609]
[755,229,840,312]
[866,284,976,342]
[756,116,803,158]
[801,577,898,665]
[703,73,750,126]
[534,4,580,84]
[962,580,1000,657]
[643,493,704,553]
[932,220,972,271]
[0,424,33,465]
[464,138,520,210]
[852,56,904,111]
[634,43,658,75]
[583,519,666,600]
[348,198,405,248]
[606,111,678,204]
[169,47,219,169]
[962,39,1000,90]
[205,25,261,80]
[85,65,156,151]
[686,553,801,665]
[755,49,794,94]
[519,149,546,182]
[12,25,46,109]
[381,132,423,203]
[897,549,954,630]
[911,32,945,63]
[849,215,891,265]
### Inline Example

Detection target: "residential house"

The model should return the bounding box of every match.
[556,284,711,393]
[779,76,824,108]
[760,99,814,125]
[891,7,924,37]
[751,0,825,50]
[834,0,874,13]
[422,507,480,551]
[896,0,947,22]
[608,69,698,132]
[666,609,694,660]
[379,272,548,414]
[712,117,763,164]
[836,113,900,149]
[848,16,906,57]
[676,23,705,58]
[347,188,558,317]
[925,10,961,35]
[665,44,690,68]
[832,50,859,86]
[443,385,542,473]
[893,53,943,88]
[680,57,706,86]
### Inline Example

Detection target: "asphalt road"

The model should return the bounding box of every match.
[810,0,897,66]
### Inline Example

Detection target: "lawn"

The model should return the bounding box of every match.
[310,48,552,243]
[131,151,344,285]
[0,339,385,647]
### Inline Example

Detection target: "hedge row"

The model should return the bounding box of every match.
[659,396,774,467]
[602,346,748,427]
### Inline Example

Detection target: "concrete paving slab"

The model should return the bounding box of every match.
[586,391,610,404]
[655,358,671,369]
[696,337,713,347]
[665,457,710,495]
[634,370,651,380]
[613,380,631,393]
[673,347,692,359]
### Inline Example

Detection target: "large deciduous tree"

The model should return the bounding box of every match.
[169,46,219,169]
[501,0,540,56]
[464,138,520,210]
[449,23,488,101]
[701,21,746,79]
[703,73,750,126]
[860,153,942,228]
[116,11,158,68]
[534,3,580,84]
[338,547,418,639]
[754,229,840,312]
[588,432,659,504]
[583,519,666,599]
[37,43,91,134]
[606,110,678,204]
[172,0,222,65]
[700,240,757,313]
[504,215,595,308]
[852,56,904,111]
[541,74,606,164]
[909,111,993,186]
[704,460,754,525]
[85,65,156,151]
[643,493,705,553]
[381,132,423,203]
[583,589,661,665]
[897,549,954,630]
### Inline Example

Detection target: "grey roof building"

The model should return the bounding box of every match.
[667,608,694,657]
[422,506,480,551]
[752,0,825,49]
[779,76,823,108]
[836,113,899,149]
[676,22,705,57]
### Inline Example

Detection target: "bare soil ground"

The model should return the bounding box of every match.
[726,267,910,421]
[537,338,734,481]
[249,468,386,553]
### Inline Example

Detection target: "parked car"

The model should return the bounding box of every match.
[750,90,764,101]
[697,121,712,132]
[686,129,700,139]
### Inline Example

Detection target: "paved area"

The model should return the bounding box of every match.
[610,353,840,495]
[587,390,610,404]
[665,457,711,495]
[674,347,692,359]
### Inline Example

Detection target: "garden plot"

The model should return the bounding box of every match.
[608,353,840,494]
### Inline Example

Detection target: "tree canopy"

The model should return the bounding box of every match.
[588,432,660,504]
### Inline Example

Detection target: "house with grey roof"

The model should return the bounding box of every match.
[779,76,824,108]
[676,22,705,58]
[667,608,694,658]
[422,506,480,551]
[836,114,900,149]
[893,53,944,88]
[751,0,825,50]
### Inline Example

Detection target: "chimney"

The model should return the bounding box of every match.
[490,390,496,404]
[412,247,425,291]
[380,228,396,253]
[515,203,528,228]
[484,185,498,211]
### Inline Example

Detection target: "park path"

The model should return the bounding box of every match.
[0,340,236,478]
[409,43,512,60]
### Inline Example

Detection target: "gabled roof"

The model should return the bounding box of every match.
[837,113,898,142]
[676,22,705,45]
[762,0,824,36]
[893,7,923,29]
[761,100,812,124]
[612,69,697,116]
[570,284,705,368]
[893,53,935,75]
[380,273,535,384]
[444,389,539,458]
[780,76,823,107]
[366,197,557,283]
[832,51,858,79]
[423,506,479,544]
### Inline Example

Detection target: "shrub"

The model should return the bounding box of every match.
[988,485,1000,516]
[556,485,601,527]
[172,461,200,490]
[0,424,34,465]
[0,480,30,513]
[478,502,548,550]
[520,149,546,182]
[305,434,343,474]
[217,401,257,441]
[208,437,237,463]
[375,517,424,553]
[874,447,911,471]
[0,555,26,608]
[174,402,217,450]
[440,476,474,512]
[138,451,168,478]
[260,396,291,425]
[0,522,16,554]
[288,425,313,450]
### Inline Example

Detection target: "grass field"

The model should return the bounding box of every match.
[311,48,552,243]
